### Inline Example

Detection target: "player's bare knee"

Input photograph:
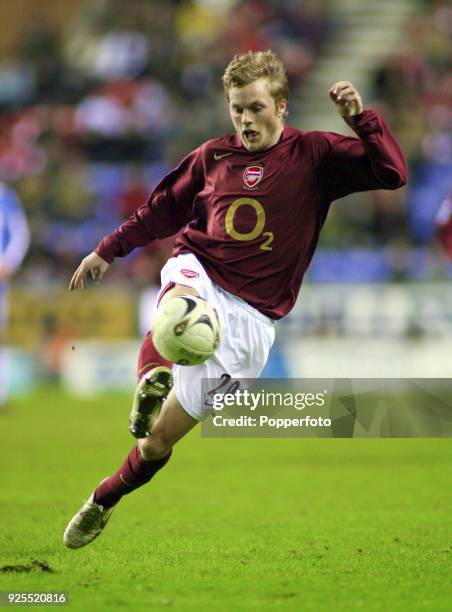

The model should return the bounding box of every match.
[138,434,172,461]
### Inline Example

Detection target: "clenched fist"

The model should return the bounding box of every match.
[329,81,363,117]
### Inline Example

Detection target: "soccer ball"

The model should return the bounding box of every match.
[152,295,222,365]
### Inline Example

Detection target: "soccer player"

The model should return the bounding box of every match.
[64,50,407,548]
[0,182,30,408]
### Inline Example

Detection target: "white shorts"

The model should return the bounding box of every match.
[155,253,275,421]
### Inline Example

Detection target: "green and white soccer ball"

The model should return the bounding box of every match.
[152,295,222,365]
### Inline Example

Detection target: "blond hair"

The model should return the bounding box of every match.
[222,50,289,106]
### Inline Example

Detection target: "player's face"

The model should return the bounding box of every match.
[228,78,287,152]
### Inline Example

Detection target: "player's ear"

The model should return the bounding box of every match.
[277,98,287,119]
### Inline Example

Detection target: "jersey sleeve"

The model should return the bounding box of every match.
[318,110,408,203]
[95,146,205,262]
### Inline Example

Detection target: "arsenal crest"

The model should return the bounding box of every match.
[243,165,264,190]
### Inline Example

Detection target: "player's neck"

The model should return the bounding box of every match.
[265,125,285,149]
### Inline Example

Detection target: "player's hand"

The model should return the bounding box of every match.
[69,251,110,291]
[329,81,363,117]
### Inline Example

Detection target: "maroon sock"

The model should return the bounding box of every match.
[94,446,172,508]
[137,330,172,379]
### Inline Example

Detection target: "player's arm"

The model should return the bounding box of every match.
[69,147,204,291]
[320,81,407,202]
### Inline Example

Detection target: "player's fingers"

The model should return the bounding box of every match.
[92,269,104,285]
[333,87,356,101]
[336,85,355,95]
[329,82,347,96]
[69,267,82,291]
[337,92,358,102]
[71,266,88,291]
[331,81,353,91]
[94,265,107,282]
[330,84,357,100]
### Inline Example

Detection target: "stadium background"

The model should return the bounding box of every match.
[1,2,452,610]
[1,0,451,395]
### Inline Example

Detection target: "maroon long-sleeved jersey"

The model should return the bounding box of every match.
[96,110,407,319]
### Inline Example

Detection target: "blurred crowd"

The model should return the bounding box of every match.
[0,0,450,287]
[372,0,451,257]
[316,0,451,280]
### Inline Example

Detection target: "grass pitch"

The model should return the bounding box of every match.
[0,387,451,611]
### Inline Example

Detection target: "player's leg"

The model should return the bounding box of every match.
[96,389,198,503]
[103,281,202,498]
[63,389,198,549]
[137,282,200,377]
[129,282,200,437]
[64,282,203,549]
[64,255,218,548]
[137,388,198,459]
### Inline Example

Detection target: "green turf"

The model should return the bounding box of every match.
[0,387,451,611]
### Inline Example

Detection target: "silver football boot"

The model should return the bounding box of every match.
[63,488,116,549]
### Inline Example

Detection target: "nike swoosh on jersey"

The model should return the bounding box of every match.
[213,152,233,160]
